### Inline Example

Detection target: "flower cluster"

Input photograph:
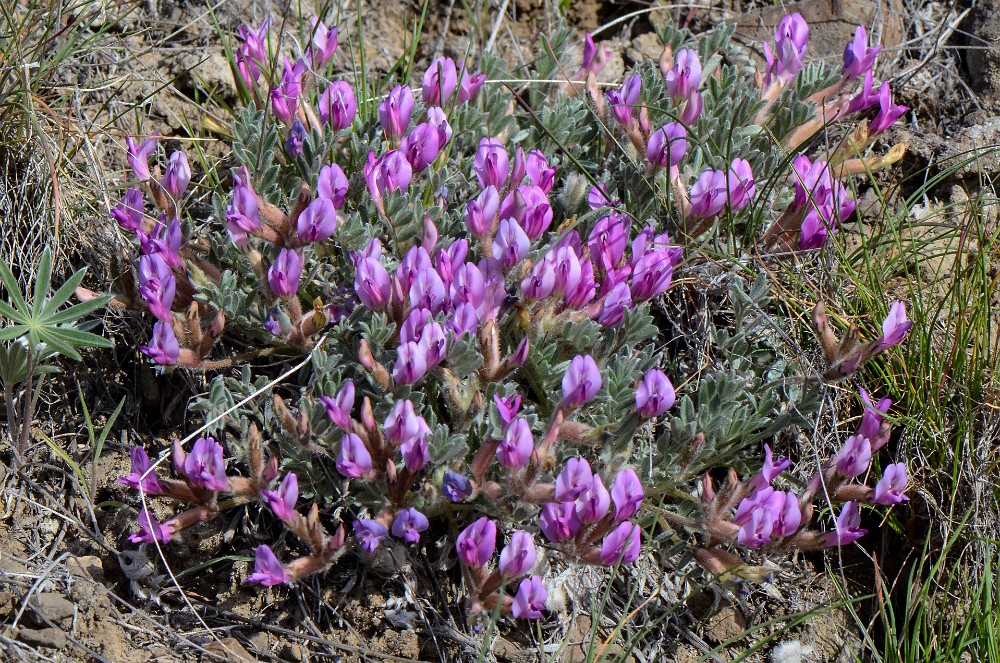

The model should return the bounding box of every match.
[104,10,916,626]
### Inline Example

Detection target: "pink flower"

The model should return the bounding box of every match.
[605,74,641,125]
[246,545,288,586]
[473,138,509,189]
[511,576,547,619]
[267,248,303,299]
[562,355,602,408]
[575,474,610,524]
[260,473,298,523]
[129,508,172,544]
[422,57,458,106]
[317,164,349,208]
[354,518,388,554]
[665,49,702,102]
[141,321,179,365]
[391,508,429,543]
[689,168,728,218]
[611,468,644,521]
[183,436,228,491]
[126,134,158,181]
[336,433,372,478]
[296,198,337,243]
[835,434,873,478]
[319,381,355,431]
[118,447,165,495]
[872,463,908,505]
[635,369,675,418]
[824,501,867,546]
[379,85,415,141]
[309,17,338,68]
[599,521,642,564]
[497,418,533,469]
[111,187,144,231]
[499,531,536,578]
[576,33,608,78]
[319,82,357,131]
[868,82,908,135]
[647,123,687,170]
[876,301,913,350]
[539,502,581,542]
[842,25,880,81]
[456,517,497,567]
[555,457,594,502]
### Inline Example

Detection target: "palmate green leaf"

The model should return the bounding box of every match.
[0,259,28,315]
[42,267,88,316]
[0,326,29,341]
[45,296,110,326]
[32,247,53,319]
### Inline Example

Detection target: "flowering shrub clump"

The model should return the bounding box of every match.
[101,13,913,623]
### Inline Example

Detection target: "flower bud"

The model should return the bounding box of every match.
[267,248,303,299]
[635,369,675,418]
[456,517,497,567]
[336,433,372,478]
[379,85,415,141]
[561,355,602,408]
[497,418,533,469]
[319,81,357,131]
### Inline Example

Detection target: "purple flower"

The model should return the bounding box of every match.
[539,502,581,542]
[630,250,674,302]
[562,355,602,408]
[872,463,909,505]
[141,321,179,365]
[138,215,183,268]
[426,106,453,146]
[336,433,372,478]
[422,57,458,106]
[877,301,913,350]
[834,434,873,478]
[599,521,642,564]
[456,517,497,567]
[161,151,191,200]
[646,122,687,168]
[441,470,473,502]
[824,501,868,546]
[497,418,534,470]
[665,49,702,102]
[681,90,703,124]
[379,85,414,141]
[319,81,357,131]
[268,248,303,299]
[183,436,228,491]
[576,33,609,78]
[525,150,556,193]
[408,266,447,313]
[575,474,610,524]
[736,505,775,548]
[689,168,728,218]
[354,518,388,554]
[727,158,755,212]
[858,388,892,441]
[511,576,547,619]
[457,65,486,103]
[499,185,553,239]
[226,172,261,234]
[499,531,536,578]
[565,260,597,308]
[309,17,338,68]
[364,150,412,200]
[384,400,430,445]
[868,82,908,135]
[354,256,391,310]
[588,213,628,272]
[588,184,617,210]
[270,57,306,123]
[111,187,144,231]
[246,545,288,586]
[635,369,675,418]
[118,447,166,495]
[605,74,641,125]
[401,123,442,172]
[555,457,594,502]
[235,20,269,85]
[400,436,431,472]
[764,13,809,86]
[746,444,791,493]
[473,138,509,189]
[493,393,522,430]
[129,508,172,544]
[493,218,530,271]
[847,70,881,114]
[842,26,880,82]
[319,380,355,431]
[317,164,349,208]
[296,197,337,243]
[285,120,307,156]
[260,472,298,523]
[138,254,176,322]
[611,468,644,521]
[598,281,632,328]
[126,134,158,181]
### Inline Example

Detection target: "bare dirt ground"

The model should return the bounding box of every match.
[1,0,996,660]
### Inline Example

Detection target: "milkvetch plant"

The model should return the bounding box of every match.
[97,12,915,623]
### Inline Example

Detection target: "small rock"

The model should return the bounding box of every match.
[185,52,238,100]
[628,32,663,63]
[19,627,67,649]
[67,555,105,582]
[247,630,269,654]
[205,637,255,662]
[30,592,75,627]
